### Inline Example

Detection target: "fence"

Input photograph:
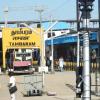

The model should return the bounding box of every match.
[54,60,98,72]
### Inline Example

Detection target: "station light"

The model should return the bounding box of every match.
[78,0,95,19]
[79,0,95,11]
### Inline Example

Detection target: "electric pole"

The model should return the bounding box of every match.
[35,6,45,68]
[77,0,95,100]
[4,6,8,27]
[95,0,100,96]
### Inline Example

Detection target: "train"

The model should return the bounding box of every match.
[7,48,40,74]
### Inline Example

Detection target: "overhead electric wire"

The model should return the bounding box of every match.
[45,0,68,15]
[43,0,72,20]
[2,0,70,20]
[6,6,35,12]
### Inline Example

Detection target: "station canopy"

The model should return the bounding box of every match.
[45,32,97,46]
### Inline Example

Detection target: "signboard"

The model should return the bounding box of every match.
[2,28,41,48]
[2,28,42,68]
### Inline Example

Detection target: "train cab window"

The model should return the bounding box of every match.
[48,33,51,38]
[52,32,55,36]
[48,32,55,38]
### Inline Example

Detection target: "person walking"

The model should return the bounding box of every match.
[8,72,17,100]
[59,57,64,72]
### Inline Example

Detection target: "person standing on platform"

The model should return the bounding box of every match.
[59,57,64,72]
[46,57,51,71]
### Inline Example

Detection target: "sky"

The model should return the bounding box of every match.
[0,0,98,22]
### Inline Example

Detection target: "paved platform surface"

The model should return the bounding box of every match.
[0,71,100,100]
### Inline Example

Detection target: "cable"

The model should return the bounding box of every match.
[7,6,35,12]
[44,0,69,19]
[5,0,69,20]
